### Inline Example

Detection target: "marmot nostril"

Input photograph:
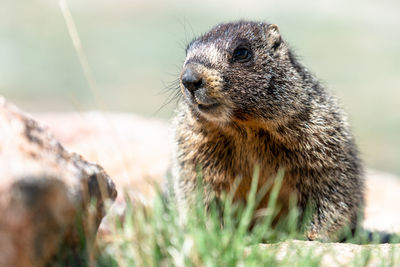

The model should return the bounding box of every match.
[181,68,203,93]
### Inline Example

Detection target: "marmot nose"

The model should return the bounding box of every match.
[181,68,203,93]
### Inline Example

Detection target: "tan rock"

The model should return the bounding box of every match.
[37,112,171,205]
[255,240,400,266]
[0,97,117,267]
[364,169,400,233]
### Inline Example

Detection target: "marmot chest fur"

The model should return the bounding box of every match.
[171,21,364,241]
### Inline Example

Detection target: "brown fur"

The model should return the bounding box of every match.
[171,21,364,241]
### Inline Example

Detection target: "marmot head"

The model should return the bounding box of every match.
[180,21,310,126]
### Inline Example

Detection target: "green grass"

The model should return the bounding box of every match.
[90,170,400,266]
[94,169,318,266]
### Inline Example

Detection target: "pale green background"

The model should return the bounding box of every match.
[1,0,399,174]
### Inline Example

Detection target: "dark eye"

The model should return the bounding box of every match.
[232,47,252,62]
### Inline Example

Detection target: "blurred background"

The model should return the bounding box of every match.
[1,0,399,175]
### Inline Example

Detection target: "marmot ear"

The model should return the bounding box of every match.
[266,24,282,51]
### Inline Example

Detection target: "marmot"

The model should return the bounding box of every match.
[171,21,364,241]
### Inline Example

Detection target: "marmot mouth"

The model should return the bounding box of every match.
[197,102,220,112]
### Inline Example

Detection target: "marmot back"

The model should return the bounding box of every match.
[171,21,364,241]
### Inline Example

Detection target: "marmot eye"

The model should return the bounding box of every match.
[232,47,252,62]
